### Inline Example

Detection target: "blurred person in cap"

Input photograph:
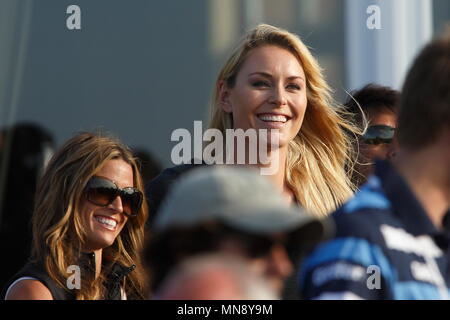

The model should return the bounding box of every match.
[344,84,400,187]
[299,32,450,300]
[154,253,278,300]
[144,166,331,299]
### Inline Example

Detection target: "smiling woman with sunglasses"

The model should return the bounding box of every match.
[85,176,143,218]
[1,132,148,300]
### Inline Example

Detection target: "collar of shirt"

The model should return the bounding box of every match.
[375,160,450,250]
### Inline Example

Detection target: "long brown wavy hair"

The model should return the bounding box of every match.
[30,132,148,299]
[210,24,361,217]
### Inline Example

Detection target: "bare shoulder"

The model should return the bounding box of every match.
[5,279,53,300]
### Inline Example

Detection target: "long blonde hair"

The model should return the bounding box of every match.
[210,24,359,217]
[31,132,148,299]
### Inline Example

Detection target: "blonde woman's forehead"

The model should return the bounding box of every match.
[237,45,306,80]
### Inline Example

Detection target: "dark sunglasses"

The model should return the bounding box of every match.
[84,176,143,217]
[230,231,283,258]
[361,125,395,145]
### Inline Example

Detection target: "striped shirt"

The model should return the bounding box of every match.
[299,161,450,300]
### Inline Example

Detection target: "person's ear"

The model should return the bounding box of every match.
[218,80,232,113]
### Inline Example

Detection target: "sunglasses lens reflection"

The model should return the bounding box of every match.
[85,177,142,217]
[88,186,116,206]
[362,125,395,145]
[121,189,143,217]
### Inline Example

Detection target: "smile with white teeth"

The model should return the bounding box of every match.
[258,114,288,123]
[94,216,117,230]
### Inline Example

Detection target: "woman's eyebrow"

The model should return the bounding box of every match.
[248,71,272,78]
[248,71,304,81]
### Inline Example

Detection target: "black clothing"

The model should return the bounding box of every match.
[145,162,206,227]
[1,253,136,300]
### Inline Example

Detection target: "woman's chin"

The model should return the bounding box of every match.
[84,234,116,251]
[263,131,290,150]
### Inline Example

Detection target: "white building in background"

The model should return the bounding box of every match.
[345,0,433,91]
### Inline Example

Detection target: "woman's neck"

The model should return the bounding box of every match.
[93,250,102,278]
[250,146,293,204]
[82,249,103,278]
[227,141,293,203]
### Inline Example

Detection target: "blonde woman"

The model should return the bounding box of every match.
[2,132,148,300]
[147,24,359,220]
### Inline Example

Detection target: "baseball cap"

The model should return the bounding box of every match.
[154,166,332,247]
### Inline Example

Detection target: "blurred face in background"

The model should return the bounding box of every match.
[356,106,397,185]
[218,234,293,294]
